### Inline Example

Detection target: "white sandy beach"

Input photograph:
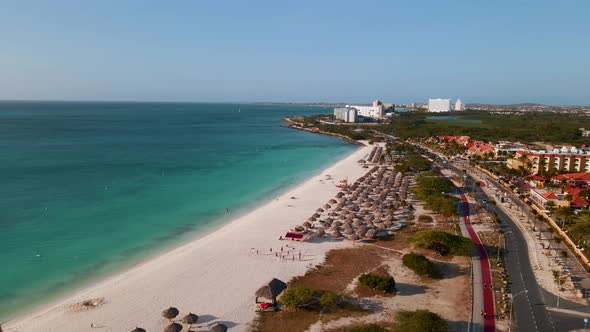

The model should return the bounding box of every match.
[6,144,373,332]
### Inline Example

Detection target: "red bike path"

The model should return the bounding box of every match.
[460,193,496,332]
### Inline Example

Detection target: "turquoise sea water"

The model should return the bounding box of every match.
[0,102,356,319]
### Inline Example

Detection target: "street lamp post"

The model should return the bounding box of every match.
[498,231,513,261]
[509,289,529,332]
[557,268,561,308]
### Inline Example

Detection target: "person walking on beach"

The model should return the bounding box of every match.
[298,251,301,260]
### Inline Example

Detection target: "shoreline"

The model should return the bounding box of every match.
[6,143,373,332]
[281,117,366,146]
[1,145,358,324]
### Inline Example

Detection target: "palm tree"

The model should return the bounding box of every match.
[517,153,530,173]
[525,161,533,175]
[554,206,574,229]
[538,159,547,176]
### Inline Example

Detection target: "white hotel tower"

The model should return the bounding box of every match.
[428,98,452,112]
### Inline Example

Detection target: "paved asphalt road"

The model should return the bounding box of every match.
[446,160,590,331]
[406,141,590,331]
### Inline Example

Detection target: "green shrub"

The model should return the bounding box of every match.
[406,230,472,256]
[402,253,435,276]
[417,215,433,223]
[279,286,316,308]
[348,324,390,332]
[394,310,448,332]
[358,273,396,293]
[319,291,339,307]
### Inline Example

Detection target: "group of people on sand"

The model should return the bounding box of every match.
[253,245,305,261]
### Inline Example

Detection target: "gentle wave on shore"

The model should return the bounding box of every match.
[0,101,356,320]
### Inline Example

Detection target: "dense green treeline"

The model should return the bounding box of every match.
[381,111,590,144]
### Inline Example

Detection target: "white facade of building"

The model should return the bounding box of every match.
[454,99,465,111]
[348,105,383,118]
[334,107,357,123]
[428,98,452,112]
[345,100,384,119]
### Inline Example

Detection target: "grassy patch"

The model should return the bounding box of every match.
[252,246,384,332]
[251,303,367,332]
[417,215,434,223]
[354,265,395,297]
[412,175,458,218]
[406,230,472,256]
[326,322,397,332]
[402,253,435,277]
[394,154,432,174]
[358,273,396,293]
[290,247,385,293]
[393,310,449,332]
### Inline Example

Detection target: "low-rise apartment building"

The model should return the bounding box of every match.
[529,189,569,209]
[508,147,590,175]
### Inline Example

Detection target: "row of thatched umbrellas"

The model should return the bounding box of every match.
[366,146,384,164]
[128,307,228,332]
[294,163,413,241]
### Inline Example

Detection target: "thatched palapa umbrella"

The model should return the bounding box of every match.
[162,307,180,321]
[165,322,183,332]
[209,323,228,332]
[331,230,343,238]
[315,228,326,237]
[131,328,146,332]
[182,313,199,329]
[356,229,367,238]
[346,233,359,241]
[365,229,377,239]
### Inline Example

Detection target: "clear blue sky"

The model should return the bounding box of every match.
[1,1,589,105]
